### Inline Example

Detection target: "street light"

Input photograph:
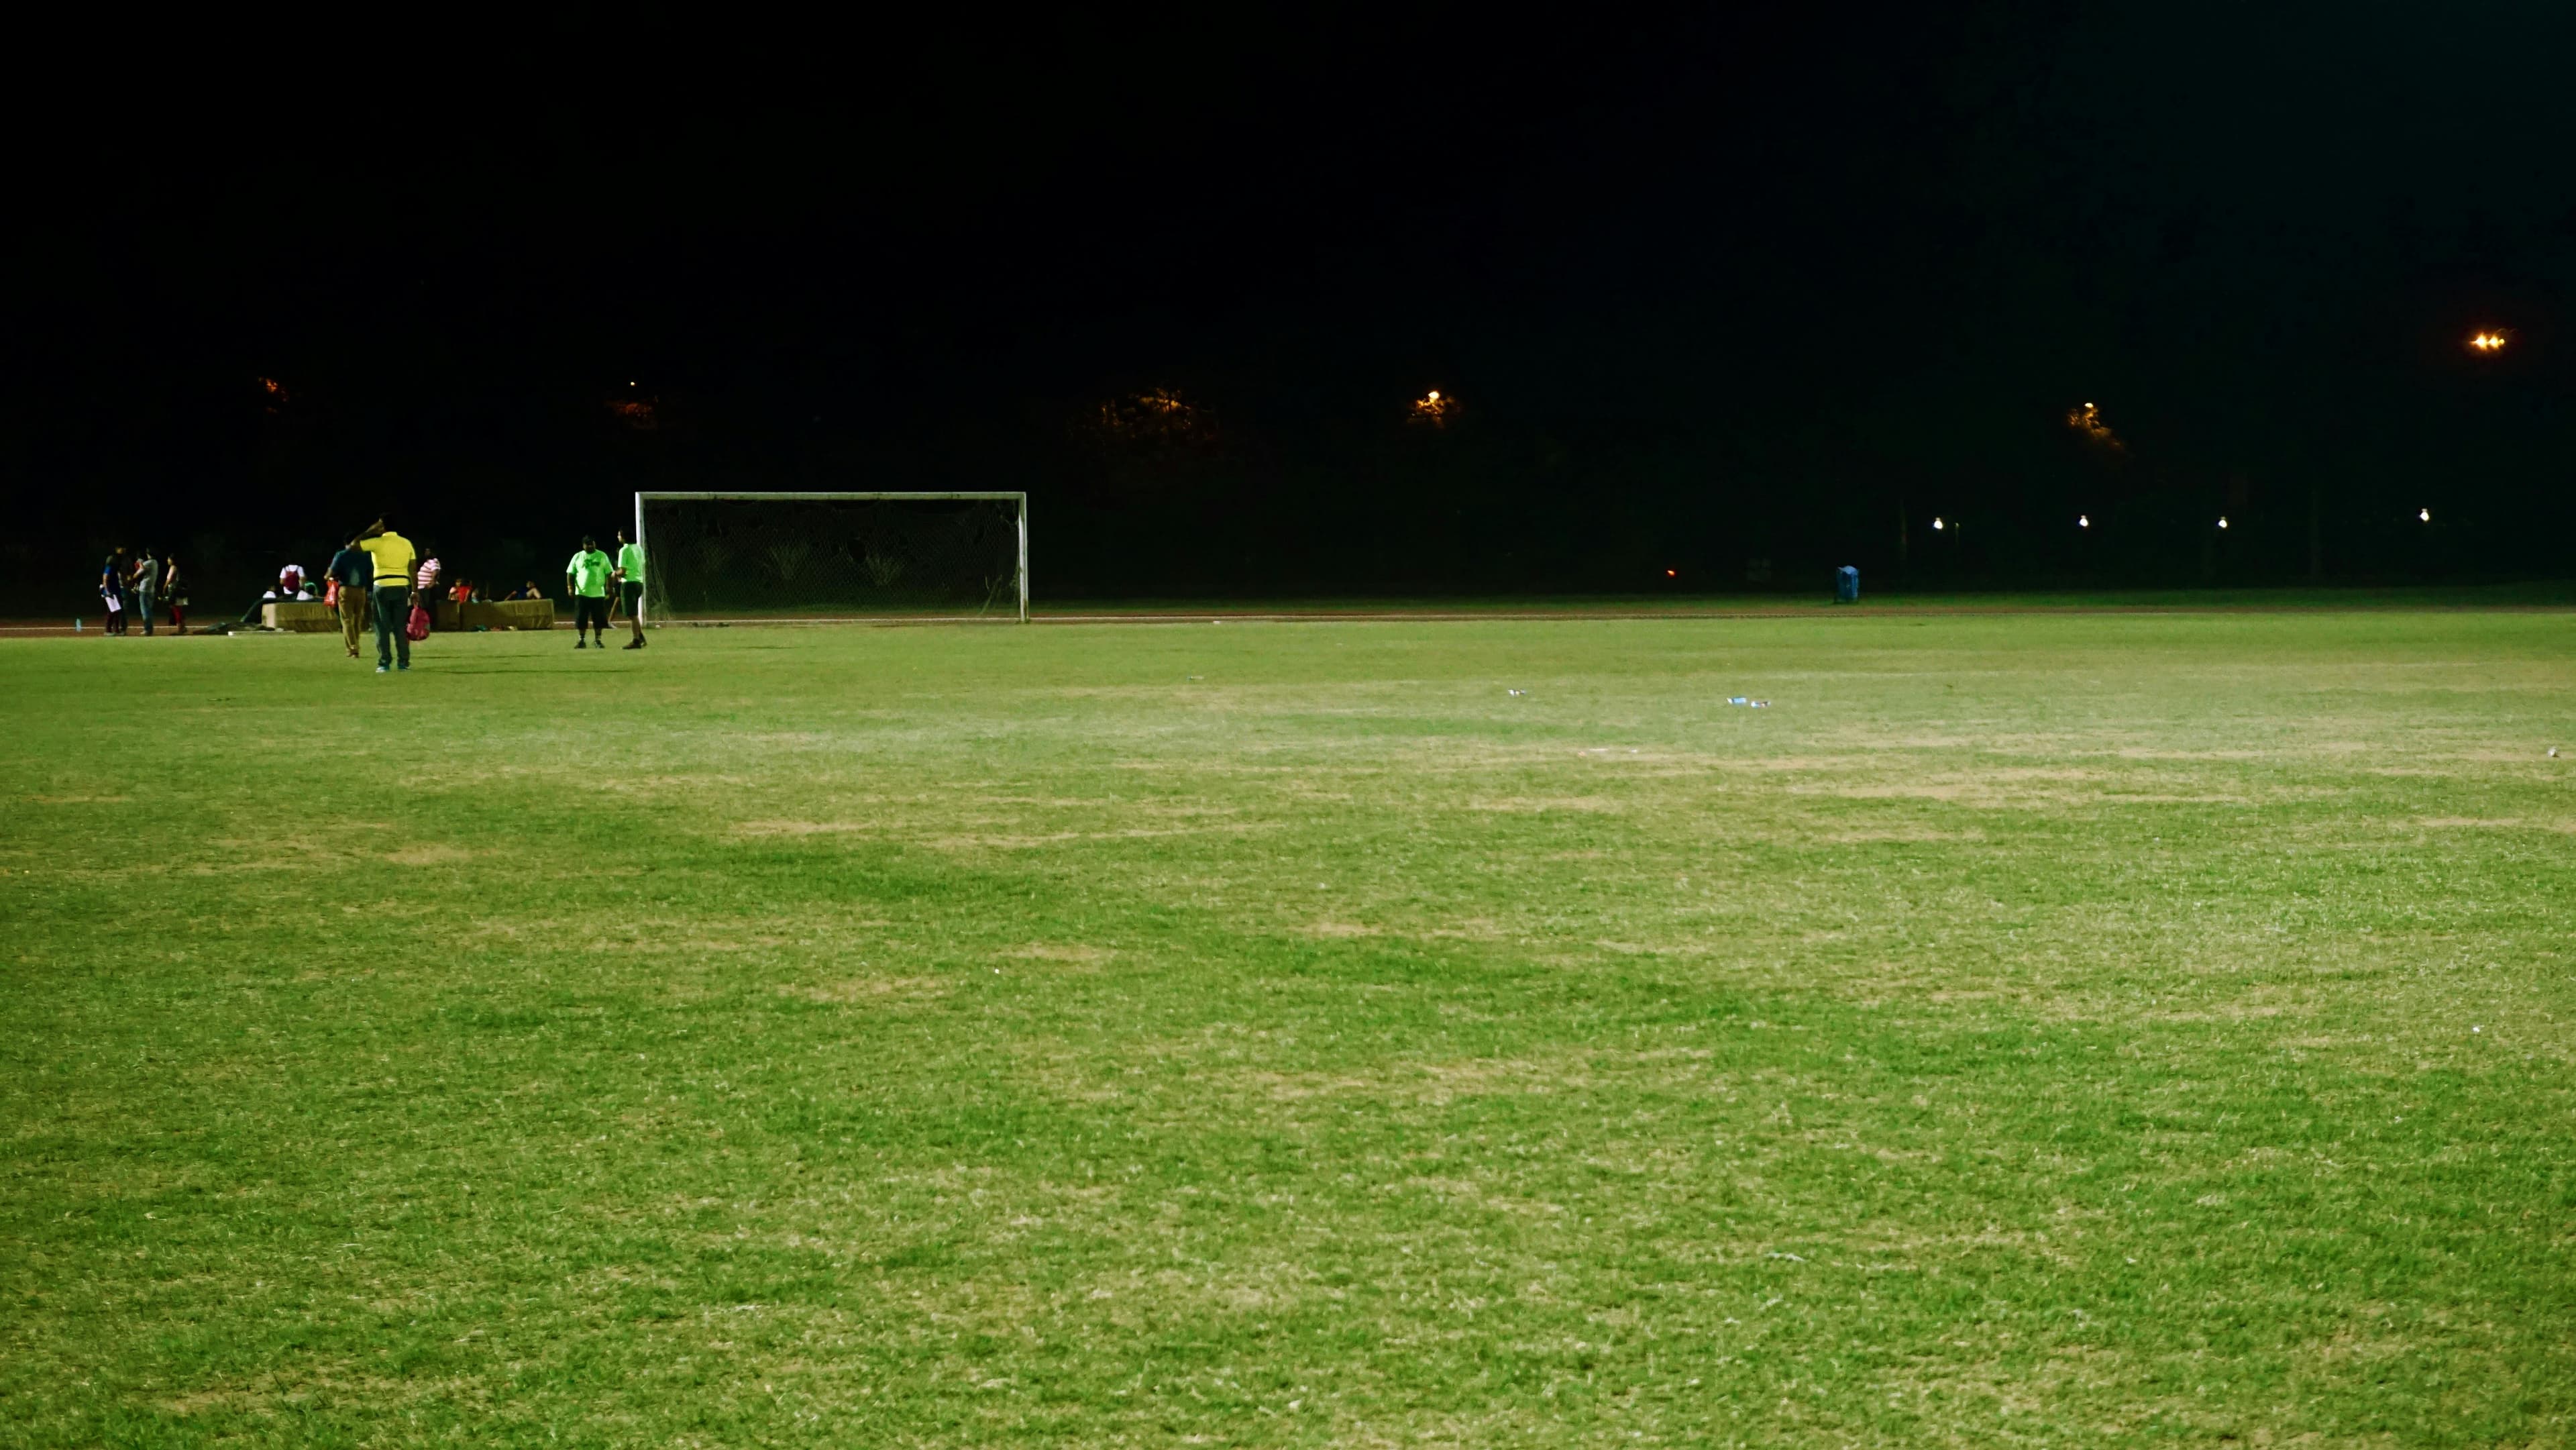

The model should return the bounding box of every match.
[2420,507,2432,523]
[2469,331,2508,353]
[2216,516,2229,530]
[2077,514,2089,528]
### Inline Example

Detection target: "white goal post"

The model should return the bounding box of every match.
[633,491,1028,625]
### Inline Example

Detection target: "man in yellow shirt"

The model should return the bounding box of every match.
[355,520,419,674]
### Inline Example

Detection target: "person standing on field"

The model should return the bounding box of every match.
[355,520,419,674]
[100,548,128,635]
[612,527,646,649]
[162,553,189,633]
[566,535,612,648]
[128,548,159,637]
[327,535,372,658]
[413,546,442,635]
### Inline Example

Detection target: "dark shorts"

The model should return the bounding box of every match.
[576,597,609,630]
[620,580,643,611]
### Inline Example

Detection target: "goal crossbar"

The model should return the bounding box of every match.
[633,490,1028,624]
[638,492,1027,502]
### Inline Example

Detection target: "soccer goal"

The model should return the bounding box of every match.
[634,492,1028,625]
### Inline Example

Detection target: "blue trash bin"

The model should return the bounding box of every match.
[1834,566,1860,603]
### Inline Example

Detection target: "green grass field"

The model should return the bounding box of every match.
[4,611,2571,1446]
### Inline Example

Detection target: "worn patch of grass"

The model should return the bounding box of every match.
[3,611,2573,1446]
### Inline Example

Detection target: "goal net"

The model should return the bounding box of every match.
[635,493,1028,623]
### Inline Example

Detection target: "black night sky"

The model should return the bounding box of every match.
[9,5,2575,609]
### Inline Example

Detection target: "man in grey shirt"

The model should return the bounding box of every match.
[129,549,159,637]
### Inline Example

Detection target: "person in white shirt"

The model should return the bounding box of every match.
[413,550,443,635]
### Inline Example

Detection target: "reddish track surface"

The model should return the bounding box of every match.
[7,597,2569,637]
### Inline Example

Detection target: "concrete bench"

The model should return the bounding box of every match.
[447,599,557,631]
[260,599,558,633]
[261,601,337,632]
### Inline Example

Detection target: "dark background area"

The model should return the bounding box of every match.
[7,5,2574,613]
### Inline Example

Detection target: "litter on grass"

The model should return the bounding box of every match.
[1507,688,1527,696]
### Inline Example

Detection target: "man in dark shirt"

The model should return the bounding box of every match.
[100,548,128,635]
[327,536,373,659]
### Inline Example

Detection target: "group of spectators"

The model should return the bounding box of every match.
[93,524,645,663]
[239,561,321,625]
[96,547,186,635]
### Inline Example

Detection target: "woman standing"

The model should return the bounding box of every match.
[163,554,189,634]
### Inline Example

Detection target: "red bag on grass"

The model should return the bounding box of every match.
[405,605,430,641]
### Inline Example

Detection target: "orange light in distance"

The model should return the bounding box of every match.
[2066,401,2123,451]
[2469,331,2508,352]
